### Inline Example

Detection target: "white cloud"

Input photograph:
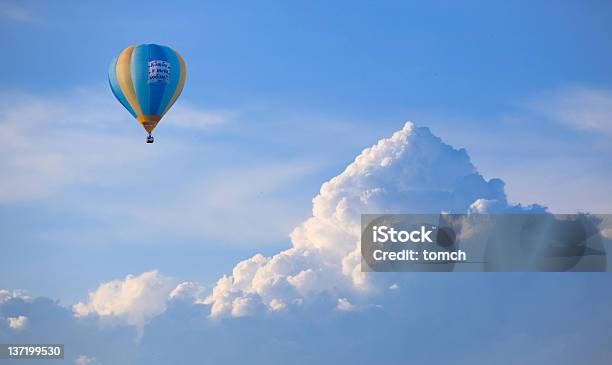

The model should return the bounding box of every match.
[0,289,30,303]
[524,87,612,135]
[169,282,203,301]
[7,315,28,330]
[204,122,517,317]
[268,298,287,311]
[231,295,265,317]
[73,271,175,331]
[336,298,354,311]
[469,198,507,213]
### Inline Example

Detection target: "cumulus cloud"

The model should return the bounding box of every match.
[203,122,535,317]
[73,271,175,331]
[70,122,511,322]
[336,298,354,311]
[169,282,204,302]
[0,289,31,303]
[7,315,28,330]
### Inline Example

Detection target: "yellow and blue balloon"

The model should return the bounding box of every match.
[109,44,186,143]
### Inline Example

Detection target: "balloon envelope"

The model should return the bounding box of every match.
[109,44,186,133]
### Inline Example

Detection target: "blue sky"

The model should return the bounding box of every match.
[0,0,612,365]
[1,2,612,362]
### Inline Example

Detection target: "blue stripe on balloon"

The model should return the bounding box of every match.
[155,46,181,116]
[131,44,150,116]
[108,56,137,118]
[147,44,168,117]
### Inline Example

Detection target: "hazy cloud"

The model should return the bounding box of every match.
[165,103,236,130]
[74,355,100,365]
[524,87,612,136]
[0,3,39,23]
[0,88,233,203]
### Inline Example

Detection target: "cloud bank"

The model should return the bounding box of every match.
[2,122,610,365]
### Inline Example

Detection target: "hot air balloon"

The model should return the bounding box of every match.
[109,44,186,143]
